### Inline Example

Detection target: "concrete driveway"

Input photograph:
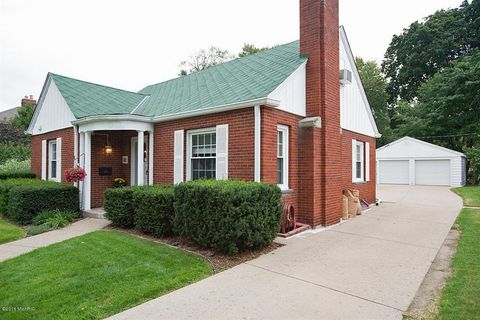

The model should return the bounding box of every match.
[108,185,462,320]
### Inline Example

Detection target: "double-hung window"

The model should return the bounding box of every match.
[277,125,289,190]
[189,130,216,180]
[48,140,58,181]
[355,140,364,182]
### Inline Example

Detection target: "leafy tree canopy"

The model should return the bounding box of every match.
[179,46,234,75]
[10,103,35,131]
[393,49,480,153]
[238,43,269,57]
[355,57,392,146]
[382,0,479,103]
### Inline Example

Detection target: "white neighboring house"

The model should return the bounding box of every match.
[377,137,467,187]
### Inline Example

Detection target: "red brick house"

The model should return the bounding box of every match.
[27,0,380,227]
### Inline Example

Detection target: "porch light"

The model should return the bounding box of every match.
[104,145,113,154]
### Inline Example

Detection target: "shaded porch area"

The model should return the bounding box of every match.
[76,119,154,211]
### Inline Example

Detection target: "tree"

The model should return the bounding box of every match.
[394,49,480,154]
[355,57,392,146]
[382,0,479,103]
[238,43,268,57]
[179,46,234,75]
[10,103,35,131]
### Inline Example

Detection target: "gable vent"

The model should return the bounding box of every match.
[340,69,352,85]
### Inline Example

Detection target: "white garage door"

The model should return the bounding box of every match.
[379,160,409,184]
[415,160,451,186]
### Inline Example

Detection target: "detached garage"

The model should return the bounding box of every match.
[377,137,467,187]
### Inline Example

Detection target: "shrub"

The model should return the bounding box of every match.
[7,182,79,224]
[25,224,52,236]
[104,187,141,227]
[134,186,175,237]
[0,179,45,213]
[43,214,70,229]
[0,142,31,164]
[0,170,36,180]
[174,180,283,255]
[33,210,78,226]
[0,159,31,172]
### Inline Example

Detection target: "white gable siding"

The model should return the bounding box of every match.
[377,137,466,187]
[31,79,75,135]
[268,62,306,117]
[339,38,376,137]
[377,138,464,159]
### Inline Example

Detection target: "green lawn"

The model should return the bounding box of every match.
[452,186,480,207]
[0,218,25,244]
[0,231,212,320]
[436,187,480,319]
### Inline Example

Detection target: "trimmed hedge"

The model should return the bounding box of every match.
[0,179,46,213]
[7,182,79,224]
[104,187,141,227]
[174,180,283,255]
[0,171,36,180]
[134,186,175,237]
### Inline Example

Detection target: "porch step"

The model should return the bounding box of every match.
[82,208,107,219]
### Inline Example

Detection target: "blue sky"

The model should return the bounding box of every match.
[0,0,464,111]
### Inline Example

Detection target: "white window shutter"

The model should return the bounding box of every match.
[365,142,370,182]
[352,139,356,182]
[173,130,184,184]
[216,124,229,180]
[41,140,47,180]
[56,137,62,182]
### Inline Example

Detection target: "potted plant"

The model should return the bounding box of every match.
[64,166,86,183]
[114,178,127,188]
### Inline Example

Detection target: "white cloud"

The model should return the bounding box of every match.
[0,0,464,111]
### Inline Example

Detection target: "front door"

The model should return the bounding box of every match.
[131,137,148,185]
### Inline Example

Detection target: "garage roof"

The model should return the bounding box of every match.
[377,137,466,158]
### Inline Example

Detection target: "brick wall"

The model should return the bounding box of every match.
[300,0,342,226]
[261,107,303,222]
[341,129,377,204]
[153,108,255,184]
[90,131,138,208]
[31,127,74,183]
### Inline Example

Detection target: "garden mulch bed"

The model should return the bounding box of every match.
[106,225,283,273]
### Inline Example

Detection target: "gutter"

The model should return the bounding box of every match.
[71,97,280,125]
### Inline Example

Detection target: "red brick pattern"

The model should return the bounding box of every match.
[153,108,255,184]
[260,107,303,221]
[31,128,74,183]
[90,131,138,208]
[341,129,377,204]
[300,0,343,226]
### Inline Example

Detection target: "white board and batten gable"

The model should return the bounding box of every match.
[339,27,380,138]
[28,75,76,135]
[377,137,467,187]
[268,61,307,117]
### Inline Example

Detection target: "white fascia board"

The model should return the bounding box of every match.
[71,97,280,128]
[339,26,381,138]
[27,74,54,134]
[151,97,280,123]
[377,136,466,157]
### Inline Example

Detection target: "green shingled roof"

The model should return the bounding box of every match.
[50,40,306,119]
[136,41,306,117]
[50,74,147,119]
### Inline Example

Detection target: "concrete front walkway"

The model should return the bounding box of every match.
[108,185,462,320]
[0,218,110,262]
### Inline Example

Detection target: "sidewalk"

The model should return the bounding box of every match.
[0,218,110,262]
[108,185,462,320]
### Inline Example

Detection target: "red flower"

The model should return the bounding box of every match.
[64,166,87,183]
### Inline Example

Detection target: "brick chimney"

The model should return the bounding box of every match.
[21,95,36,107]
[298,0,342,226]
